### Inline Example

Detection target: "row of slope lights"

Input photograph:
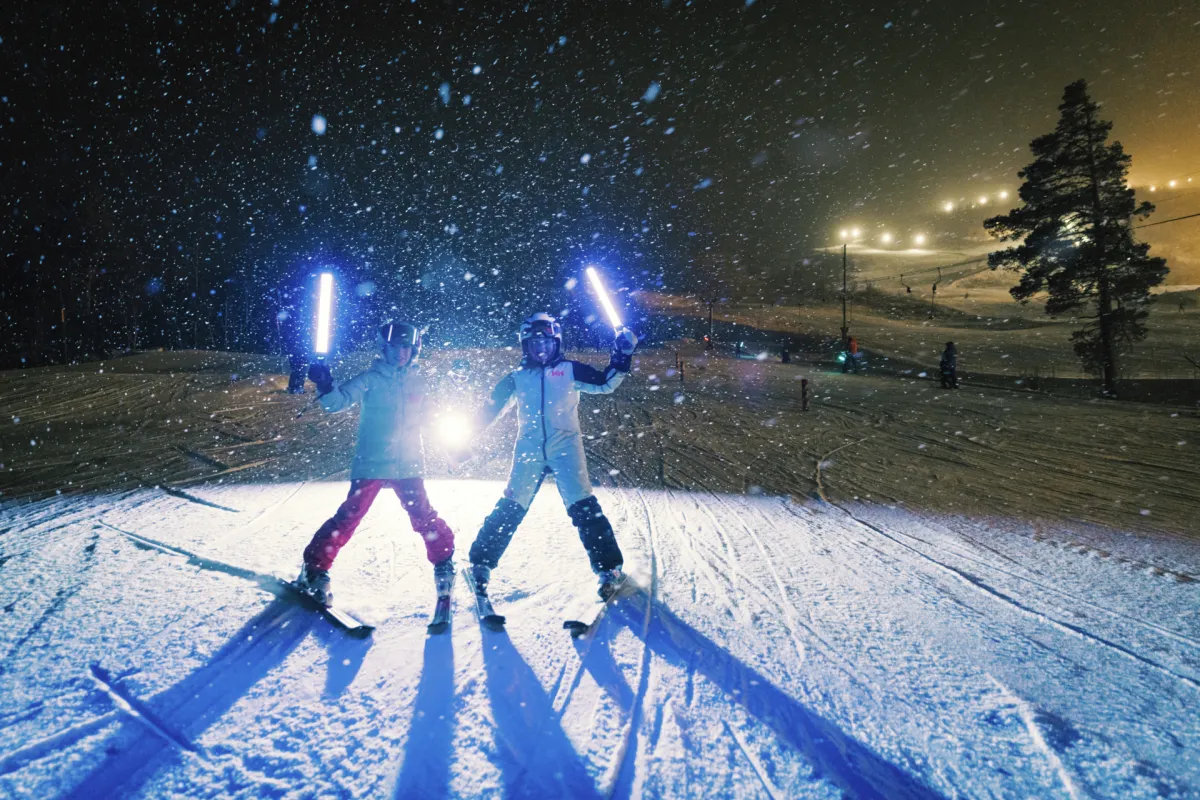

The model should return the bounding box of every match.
[941,190,1010,212]
[838,229,929,247]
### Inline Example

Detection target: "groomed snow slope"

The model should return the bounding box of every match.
[2,476,1199,799]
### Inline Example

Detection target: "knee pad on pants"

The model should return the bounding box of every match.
[567,496,623,574]
[469,498,528,570]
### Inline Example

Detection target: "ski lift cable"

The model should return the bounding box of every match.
[869,256,988,283]
[856,209,1197,287]
[1134,211,1200,229]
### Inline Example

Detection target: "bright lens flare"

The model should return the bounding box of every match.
[943,201,954,212]
[585,266,623,329]
[437,412,471,446]
[315,272,334,355]
[914,234,927,246]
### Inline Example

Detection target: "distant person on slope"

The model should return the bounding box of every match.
[295,321,455,609]
[940,341,958,389]
[463,312,638,611]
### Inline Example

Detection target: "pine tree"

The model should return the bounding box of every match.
[984,79,1168,398]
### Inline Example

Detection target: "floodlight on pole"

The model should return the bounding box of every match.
[315,272,334,355]
[585,266,623,330]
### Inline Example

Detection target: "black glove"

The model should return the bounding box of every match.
[307,363,334,395]
[614,328,639,356]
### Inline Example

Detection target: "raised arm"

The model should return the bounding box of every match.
[473,373,517,430]
[574,329,637,394]
[571,353,630,395]
[318,368,373,414]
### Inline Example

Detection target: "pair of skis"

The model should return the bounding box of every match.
[278,576,453,637]
[463,567,640,638]
[280,570,636,639]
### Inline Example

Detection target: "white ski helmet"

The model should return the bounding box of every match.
[377,321,421,360]
[519,312,563,357]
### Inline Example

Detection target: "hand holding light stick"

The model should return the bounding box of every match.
[297,272,335,418]
[586,265,638,356]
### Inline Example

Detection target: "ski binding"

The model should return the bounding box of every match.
[563,578,641,639]
[279,578,374,638]
[461,568,506,630]
[427,595,453,635]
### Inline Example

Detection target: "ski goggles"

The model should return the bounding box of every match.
[379,322,419,347]
[520,319,562,341]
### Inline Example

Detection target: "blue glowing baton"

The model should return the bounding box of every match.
[298,272,335,418]
[314,272,334,356]
[585,266,623,331]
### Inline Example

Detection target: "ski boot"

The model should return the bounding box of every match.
[295,564,333,607]
[598,567,627,602]
[434,558,456,598]
[427,558,455,634]
[470,564,491,598]
[465,564,505,629]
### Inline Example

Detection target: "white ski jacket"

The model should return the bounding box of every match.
[319,359,429,480]
[477,353,630,508]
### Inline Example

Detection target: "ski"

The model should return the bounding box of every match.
[278,578,374,638]
[426,595,453,635]
[563,578,642,639]
[461,568,506,631]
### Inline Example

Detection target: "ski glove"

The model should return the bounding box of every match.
[307,363,334,395]
[615,329,639,356]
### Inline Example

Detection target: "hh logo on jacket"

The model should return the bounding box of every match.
[548,369,565,377]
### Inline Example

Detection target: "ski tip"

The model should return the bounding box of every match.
[563,620,589,638]
[345,625,375,639]
[481,614,506,631]
[426,621,450,635]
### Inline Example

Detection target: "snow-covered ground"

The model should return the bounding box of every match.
[2,350,1200,798]
[2,476,1199,798]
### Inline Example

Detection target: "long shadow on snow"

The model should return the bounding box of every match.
[481,631,603,799]
[64,597,367,799]
[392,634,455,799]
[591,592,943,800]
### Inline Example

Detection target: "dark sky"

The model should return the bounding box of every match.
[2,0,1198,354]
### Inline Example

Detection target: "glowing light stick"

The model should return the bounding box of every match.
[314,272,334,355]
[585,266,622,330]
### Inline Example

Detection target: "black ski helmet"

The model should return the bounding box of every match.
[377,321,422,362]
[519,312,563,358]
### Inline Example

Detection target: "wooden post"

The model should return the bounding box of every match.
[801,378,809,411]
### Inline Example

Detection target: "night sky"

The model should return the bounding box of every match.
[2,0,1198,361]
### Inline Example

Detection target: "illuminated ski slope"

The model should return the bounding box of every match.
[2,479,1198,798]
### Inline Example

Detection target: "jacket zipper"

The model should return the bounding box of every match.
[539,366,549,460]
[399,368,406,446]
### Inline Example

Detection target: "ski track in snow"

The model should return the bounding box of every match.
[1,477,1199,798]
